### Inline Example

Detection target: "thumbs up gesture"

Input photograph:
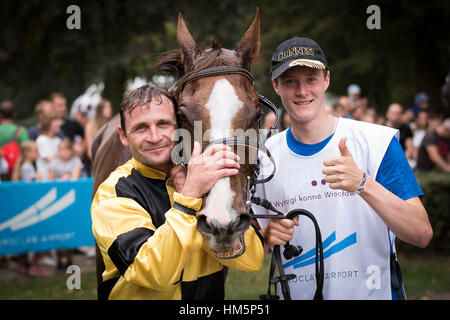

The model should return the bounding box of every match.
[322,137,364,193]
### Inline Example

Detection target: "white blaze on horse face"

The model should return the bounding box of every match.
[206,79,243,141]
[202,79,243,227]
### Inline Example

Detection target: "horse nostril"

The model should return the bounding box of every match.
[197,215,214,235]
[230,213,251,233]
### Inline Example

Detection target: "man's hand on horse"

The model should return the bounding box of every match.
[170,165,187,192]
[180,141,240,199]
[322,137,364,193]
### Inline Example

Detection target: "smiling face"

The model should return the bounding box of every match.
[118,95,177,173]
[272,66,330,125]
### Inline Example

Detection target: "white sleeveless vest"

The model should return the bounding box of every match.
[253,118,399,300]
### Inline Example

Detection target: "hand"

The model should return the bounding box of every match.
[261,217,299,247]
[322,137,363,193]
[180,141,240,198]
[169,165,187,192]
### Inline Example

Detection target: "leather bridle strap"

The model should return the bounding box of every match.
[180,66,279,137]
[180,66,254,92]
[258,94,279,137]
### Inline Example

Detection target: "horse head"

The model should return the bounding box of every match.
[160,9,262,259]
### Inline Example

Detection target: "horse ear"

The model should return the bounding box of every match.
[177,13,199,69]
[236,7,260,68]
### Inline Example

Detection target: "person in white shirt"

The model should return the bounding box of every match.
[252,37,433,300]
[36,113,63,180]
[48,138,83,180]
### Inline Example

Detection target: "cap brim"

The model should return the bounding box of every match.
[272,58,326,79]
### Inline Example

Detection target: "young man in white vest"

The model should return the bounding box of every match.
[253,37,433,300]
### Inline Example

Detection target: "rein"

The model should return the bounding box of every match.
[179,65,324,300]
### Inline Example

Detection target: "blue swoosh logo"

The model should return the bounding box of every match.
[283,231,357,269]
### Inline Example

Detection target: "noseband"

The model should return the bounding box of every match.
[178,65,324,301]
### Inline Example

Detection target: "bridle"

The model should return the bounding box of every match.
[178,65,325,300]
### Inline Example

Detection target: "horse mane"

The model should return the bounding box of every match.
[156,42,240,95]
[156,49,185,81]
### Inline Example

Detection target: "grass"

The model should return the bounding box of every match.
[225,256,270,300]
[0,253,448,300]
[400,253,450,299]
[0,269,98,300]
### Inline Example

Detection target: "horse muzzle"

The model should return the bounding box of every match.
[196,212,251,259]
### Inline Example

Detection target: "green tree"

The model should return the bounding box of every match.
[1,0,448,119]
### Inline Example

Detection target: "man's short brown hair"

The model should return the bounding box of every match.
[0,100,15,119]
[49,92,66,102]
[119,83,177,135]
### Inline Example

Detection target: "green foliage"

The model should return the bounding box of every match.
[397,171,450,253]
[416,171,450,253]
[1,1,449,118]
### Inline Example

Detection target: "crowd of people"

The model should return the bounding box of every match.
[265,86,450,172]
[0,93,113,183]
[0,93,112,277]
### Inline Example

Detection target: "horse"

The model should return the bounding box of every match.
[91,9,264,284]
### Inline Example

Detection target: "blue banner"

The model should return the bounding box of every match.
[0,178,95,255]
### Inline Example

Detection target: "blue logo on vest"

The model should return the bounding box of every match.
[283,231,357,269]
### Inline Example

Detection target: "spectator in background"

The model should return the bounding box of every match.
[361,107,377,123]
[428,112,443,131]
[73,136,90,177]
[0,100,29,147]
[332,102,346,118]
[401,109,415,129]
[27,100,54,141]
[47,138,83,270]
[10,140,49,277]
[358,97,369,109]
[85,99,112,160]
[412,111,429,166]
[410,92,430,117]
[416,118,450,172]
[263,111,277,131]
[338,96,353,118]
[351,102,365,121]
[385,103,413,161]
[0,101,29,180]
[376,114,386,125]
[0,150,9,182]
[11,140,42,182]
[48,138,83,180]
[36,112,63,180]
[50,92,84,142]
[72,104,92,129]
[347,83,361,106]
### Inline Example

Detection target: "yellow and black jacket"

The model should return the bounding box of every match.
[91,158,264,300]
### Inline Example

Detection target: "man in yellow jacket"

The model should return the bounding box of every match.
[91,83,264,300]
